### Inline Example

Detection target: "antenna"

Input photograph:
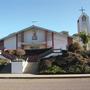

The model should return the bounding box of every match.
[32,21,38,25]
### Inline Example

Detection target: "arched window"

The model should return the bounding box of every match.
[77,20,79,23]
[82,15,86,21]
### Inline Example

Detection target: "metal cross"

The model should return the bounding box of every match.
[80,7,85,13]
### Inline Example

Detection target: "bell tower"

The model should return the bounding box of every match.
[77,8,90,34]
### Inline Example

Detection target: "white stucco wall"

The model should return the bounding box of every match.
[11,62,23,74]
[24,29,45,44]
[54,33,68,49]
[47,32,68,49]
[4,36,16,49]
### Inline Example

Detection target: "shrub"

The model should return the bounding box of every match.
[4,49,9,54]
[85,51,90,57]
[84,65,90,73]
[0,59,8,65]
[9,50,17,55]
[80,51,88,58]
[16,49,25,58]
[68,65,82,73]
[67,42,82,52]
[41,65,65,74]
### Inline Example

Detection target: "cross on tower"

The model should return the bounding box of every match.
[80,7,85,13]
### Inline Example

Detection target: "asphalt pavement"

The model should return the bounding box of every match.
[0,78,90,90]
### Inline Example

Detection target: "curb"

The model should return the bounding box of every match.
[0,74,90,79]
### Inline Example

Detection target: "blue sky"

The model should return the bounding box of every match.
[0,0,90,39]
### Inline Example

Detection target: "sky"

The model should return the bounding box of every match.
[0,0,90,39]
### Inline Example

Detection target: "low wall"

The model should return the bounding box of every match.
[11,62,23,74]
[23,62,39,74]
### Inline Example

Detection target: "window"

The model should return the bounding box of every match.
[77,20,79,23]
[32,31,37,40]
[82,15,86,21]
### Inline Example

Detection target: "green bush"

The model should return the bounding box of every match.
[0,59,9,65]
[39,46,90,74]
[84,65,90,73]
[68,65,82,73]
[47,65,66,74]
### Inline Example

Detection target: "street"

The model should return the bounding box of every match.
[0,78,90,90]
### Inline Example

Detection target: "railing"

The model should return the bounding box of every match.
[24,48,62,63]
[53,49,62,53]
[39,48,53,59]
[39,48,62,60]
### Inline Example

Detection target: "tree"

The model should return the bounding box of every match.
[79,32,90,50]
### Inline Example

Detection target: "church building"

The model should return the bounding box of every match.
[0,25,71,50]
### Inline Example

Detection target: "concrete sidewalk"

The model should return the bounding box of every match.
[0,74,90,79]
